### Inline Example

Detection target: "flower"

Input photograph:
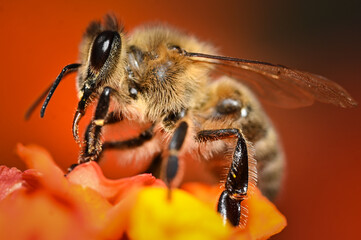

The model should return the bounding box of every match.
[0,144,286,240]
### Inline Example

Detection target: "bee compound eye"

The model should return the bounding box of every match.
[90,31,120,71]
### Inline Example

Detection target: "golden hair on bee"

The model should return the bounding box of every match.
[26,14,357,228]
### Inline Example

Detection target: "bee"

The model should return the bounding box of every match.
[25,15,357,227]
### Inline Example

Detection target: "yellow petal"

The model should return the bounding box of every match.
[182,183,287,239]
[129,187,232,240]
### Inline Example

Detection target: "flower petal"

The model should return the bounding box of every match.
[244,188,287,240]
[16,143,67,193]
[67,160,165,204]
[182,183,287,239]
[128,187,232,240]
[0,189,93,240]
[0,166,23,200]
[5,144,118,239]
[181,182,223,208]
[6,144,286,240]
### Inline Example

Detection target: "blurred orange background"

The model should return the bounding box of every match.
[1,0,360,239]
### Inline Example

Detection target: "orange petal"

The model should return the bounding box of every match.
[16,143,68,193]
[0,188,107,240]
[14,144,171,239]
[67,161,163,204]
[128,187,232,240]
[243,187,287,240]
[16,143,62,175]
[10,144,119,238]
[97,187,140,239]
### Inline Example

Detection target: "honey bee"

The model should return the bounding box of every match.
[26,15,357,227]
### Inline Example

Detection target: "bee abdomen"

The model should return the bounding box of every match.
[254,127,284,200]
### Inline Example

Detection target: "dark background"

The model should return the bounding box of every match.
[1,0,360,239]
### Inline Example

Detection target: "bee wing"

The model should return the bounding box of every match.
[186,52,357,108]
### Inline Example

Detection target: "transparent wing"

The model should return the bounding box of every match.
[186,51,357,108]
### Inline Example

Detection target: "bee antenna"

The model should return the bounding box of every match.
[24,83,52,120]
[39,63,81,118]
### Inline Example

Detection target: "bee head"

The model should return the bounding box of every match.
[73,15,125,142]
[38,15,124,122]
[77,14,124,96]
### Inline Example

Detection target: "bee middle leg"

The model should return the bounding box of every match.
[101,125,154,151]
[165,121,188,187]
[69,121,155,174]
[196,128,249,227]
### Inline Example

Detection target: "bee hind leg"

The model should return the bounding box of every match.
[196,128,249,227]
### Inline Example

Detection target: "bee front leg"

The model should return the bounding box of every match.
[80,87,114,164]
[197,129,250,227]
